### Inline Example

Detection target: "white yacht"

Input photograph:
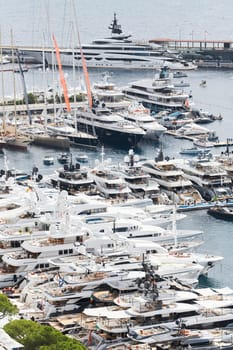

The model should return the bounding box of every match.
[0,222,90,288]
[141,157,203,205]
[40,14,197,71]
[159,110,194,129]
[128,324,233,346]
[67,192,184,228]
[110,149,162,202]
[177,156,233,201]
[18,267,146,319]
[119,102,167,139]
[122,67,190,112]
[80,213,202,245]
[82,234,221,277]
[92,73,131,111]
[84,298,201,321]
[149,251,223,276]
[88,157,132,200]
[176,122,210,137]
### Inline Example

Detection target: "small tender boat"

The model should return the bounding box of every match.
[57,152,70,164]
[0,55,11,64]
[208,130,219,142]
[43,155,54,165]
[177,122,210,137]
[207,205,233,221]
[200,79,207,87]
[179,147,202,156]
[173,71,188,78]
[76,153,88,163]
[193,138,214,148]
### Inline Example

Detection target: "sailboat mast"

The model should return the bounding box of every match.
[15,48,32,126]
[42,36,48,134]
[0,31,6,136]
[72,0,92,110]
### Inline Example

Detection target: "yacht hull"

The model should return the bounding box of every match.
[67,134,98,148]
[77,122,144,148]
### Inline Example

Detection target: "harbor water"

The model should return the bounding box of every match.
[0,0,233,289]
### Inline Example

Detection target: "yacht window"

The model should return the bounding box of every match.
[132,234,155,238]
[59,250,63,255]
[114,227,128,232]
[115,261,129,265]
[11,241,21,248]
[64,250,68,255]
[69,249,73,254]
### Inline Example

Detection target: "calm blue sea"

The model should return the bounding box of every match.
[0,0,233,288]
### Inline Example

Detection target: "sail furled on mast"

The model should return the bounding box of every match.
[52,34,71,112]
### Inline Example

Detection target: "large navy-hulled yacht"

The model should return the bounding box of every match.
[76,99,145,148]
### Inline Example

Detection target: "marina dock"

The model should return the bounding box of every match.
[149,38,233,67]
[165,130,233,148]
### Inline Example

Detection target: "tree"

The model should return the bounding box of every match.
[0,294,18,319]
[40,339,86,350]
[25,93,37,104]
[4,319,85,350]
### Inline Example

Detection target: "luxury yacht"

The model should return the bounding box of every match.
[119,102,167,139]
[159,110,194,129]
[128,325,233,347]
[48,161,94,195]
[110,149,163,203]
[177,155,233,201]
[40,14,197,70]
[46,121,98,148]
[122,67,190,112]
[176,122,210,137]
[141,157,203,205]
[80,213,202,245]
[76,101,145,148]
[0,221,90,288]
[88,157,132,200]
[92,73,131,111]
